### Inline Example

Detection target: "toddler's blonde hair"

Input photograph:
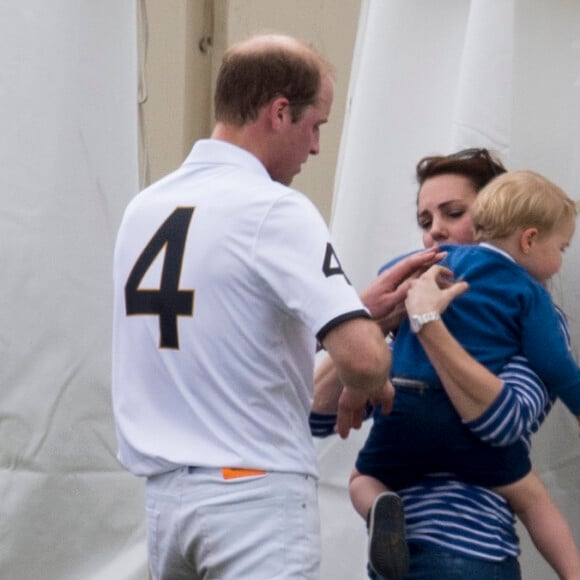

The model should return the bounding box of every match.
[473,170,578,242]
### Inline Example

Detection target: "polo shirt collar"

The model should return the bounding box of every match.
[183,139,271,180]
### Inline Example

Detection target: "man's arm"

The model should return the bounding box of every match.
[311,248,444,436]
[312,355,342,414]
[320,316,392,437]
[313,247,444,409]
[321,317,389,395]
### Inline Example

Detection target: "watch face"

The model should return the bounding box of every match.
[410,312,440,333]
[410,316,421,334]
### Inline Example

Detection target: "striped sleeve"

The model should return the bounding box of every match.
[466,356,553,449]
[465,306,570,447]
[309,404,375,438]
[309,412,338,438]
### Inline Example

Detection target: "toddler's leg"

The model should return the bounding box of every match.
[349,469,409,580]
[349,467,388,519]
[496,470,580,580]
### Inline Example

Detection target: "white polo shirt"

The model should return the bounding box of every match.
[112,139,368,477]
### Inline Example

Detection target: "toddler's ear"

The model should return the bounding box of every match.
[520,227,538,254]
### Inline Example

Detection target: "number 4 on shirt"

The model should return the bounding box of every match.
[323,243,351,284]
[124,207,195,350]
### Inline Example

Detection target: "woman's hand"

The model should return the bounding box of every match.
[361,247,445,334]
[405,264,469,317]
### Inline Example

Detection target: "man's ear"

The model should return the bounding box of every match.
[270,96,290,130]
[520,227,538,253]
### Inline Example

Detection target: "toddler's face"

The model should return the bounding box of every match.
[525,217,576,282]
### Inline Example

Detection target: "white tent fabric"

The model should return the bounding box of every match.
[0,2,145,579]
[318,1,580,579]
[2,1,579,579]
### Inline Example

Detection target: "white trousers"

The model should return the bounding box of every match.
[145,467,321,580]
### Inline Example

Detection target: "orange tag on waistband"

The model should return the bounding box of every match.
[221,467,267,480]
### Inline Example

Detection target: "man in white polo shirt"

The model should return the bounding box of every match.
[112,33,392,579]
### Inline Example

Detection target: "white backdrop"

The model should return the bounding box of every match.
[318,1,580,579]
[0,2,146,579]
[1,1,579,579]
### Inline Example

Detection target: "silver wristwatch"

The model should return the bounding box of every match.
[409,311,441,334]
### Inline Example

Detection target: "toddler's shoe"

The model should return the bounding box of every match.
[367,491,409,579]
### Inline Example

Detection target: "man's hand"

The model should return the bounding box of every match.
[361,247,445,334]
[335,381,395,439]
[405,264,469,317]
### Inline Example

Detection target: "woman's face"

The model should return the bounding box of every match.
[417,174,478,248]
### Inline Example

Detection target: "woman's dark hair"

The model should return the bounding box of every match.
[416,148,507,193]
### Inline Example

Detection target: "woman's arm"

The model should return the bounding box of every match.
[313,263,556,443]
[405,264,552,428]
[468,356,552,446]
[404,265,502,420]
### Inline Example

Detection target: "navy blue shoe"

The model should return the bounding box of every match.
[367,492,409,579]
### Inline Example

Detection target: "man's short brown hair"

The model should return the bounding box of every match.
[214,34,334,125]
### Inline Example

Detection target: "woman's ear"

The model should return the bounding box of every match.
[520,227,538,253]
